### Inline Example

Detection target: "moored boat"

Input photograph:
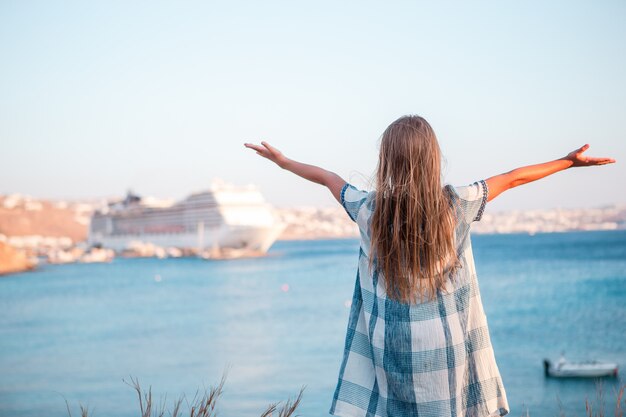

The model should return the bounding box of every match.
[543,355,618,378]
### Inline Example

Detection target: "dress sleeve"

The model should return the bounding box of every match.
[340,182,370,223]
[453,179,489,223]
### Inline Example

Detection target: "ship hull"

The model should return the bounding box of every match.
[89,223,285,253]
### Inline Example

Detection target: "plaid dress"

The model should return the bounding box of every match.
[330,181,509,417]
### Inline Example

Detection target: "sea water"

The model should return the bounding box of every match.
[0,231,624,416]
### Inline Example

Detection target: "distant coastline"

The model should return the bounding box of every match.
[1,193,625,270]
[275,205,626,238]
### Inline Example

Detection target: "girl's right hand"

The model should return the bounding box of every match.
[244,141,288,168]
[564,144,616,167]
[244,141,346,202]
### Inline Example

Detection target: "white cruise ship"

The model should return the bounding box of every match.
[88,181,285,256]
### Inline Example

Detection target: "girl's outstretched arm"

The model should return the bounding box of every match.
[244,141,347,202]
[486,144,616,202]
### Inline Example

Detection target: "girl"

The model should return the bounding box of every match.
[244,115,615,417]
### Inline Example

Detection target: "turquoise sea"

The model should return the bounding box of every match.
[1,231,625,416]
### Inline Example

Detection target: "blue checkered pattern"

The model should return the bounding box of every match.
[330,181,509,417]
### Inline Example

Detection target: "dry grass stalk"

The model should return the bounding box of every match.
[581,380,626,417]
[65,398,90,417]
[259,386,304,417]
[187,374,226,417]
[614,384,625,417]
[277,387,304,417]
[556,394,566,417]
[170,396,184,417]
[123,375,168,417]
[259,403,277,417]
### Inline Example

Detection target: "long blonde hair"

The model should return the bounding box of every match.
[370,115,459,303]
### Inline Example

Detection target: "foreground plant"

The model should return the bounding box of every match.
[553,381,626,417]
[581,381,625,417]
[65,375,304,417]
[64,379,625,416]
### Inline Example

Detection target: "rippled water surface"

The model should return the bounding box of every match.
[1,231,625,416]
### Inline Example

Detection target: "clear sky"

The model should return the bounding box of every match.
[1,0,624,211]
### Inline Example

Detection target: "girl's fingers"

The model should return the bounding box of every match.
[245,141,281,159]
[244,143,272,160]
[571,144,589,157]
[585,157,616,165]
[261,141,279,154]
[244,143,266,153]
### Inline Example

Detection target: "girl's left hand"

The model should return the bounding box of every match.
[565,144,616,167]
[244,141,288,168]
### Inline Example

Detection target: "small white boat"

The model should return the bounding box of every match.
[544,355,618,378]
[80,247,115,263]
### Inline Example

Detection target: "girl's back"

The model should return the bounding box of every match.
[330,180,508,417]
